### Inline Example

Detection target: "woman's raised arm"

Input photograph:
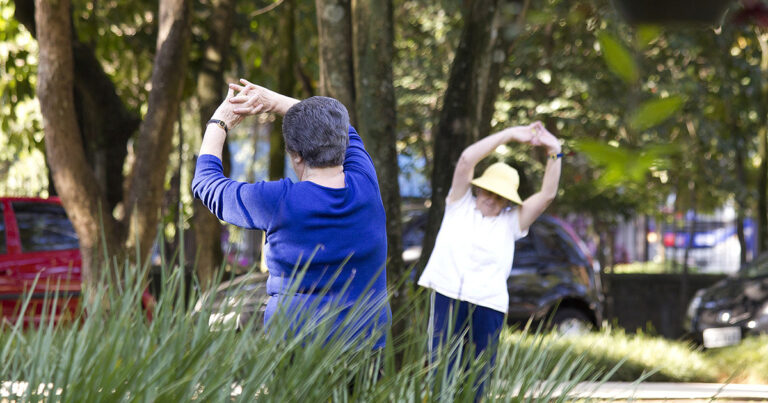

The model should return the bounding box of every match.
[447,123,538,203]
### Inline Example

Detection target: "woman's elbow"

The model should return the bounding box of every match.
[456,152,473,172]
[542,190,558,205]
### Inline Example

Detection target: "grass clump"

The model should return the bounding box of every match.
[0,259,611,402]
[503,327,717,383]
[508,327,768,384]
[706,335,768,384]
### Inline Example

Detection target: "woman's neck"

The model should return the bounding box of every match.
[301,165,345,188]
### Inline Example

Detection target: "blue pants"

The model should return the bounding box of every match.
[428,291,504,398]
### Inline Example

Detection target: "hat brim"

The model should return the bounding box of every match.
[471,177,523,205]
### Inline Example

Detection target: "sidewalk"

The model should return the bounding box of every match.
[569,382,768,401]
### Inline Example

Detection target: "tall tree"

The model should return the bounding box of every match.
[315,0,357,123]
[314,0,405,290]
[418,0,502,271]
[269,0,297,181]
[35,0,121,289]
[756,29,768,254]
[193,0,238,290]
[351,0,405,305]
[34,0,193,293]
[14,0,140,214]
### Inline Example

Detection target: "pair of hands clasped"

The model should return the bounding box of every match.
[515,122,561,156]
[210,79,281,133]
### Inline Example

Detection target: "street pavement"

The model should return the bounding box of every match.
[567,382,768,401]
[4,381,768,401]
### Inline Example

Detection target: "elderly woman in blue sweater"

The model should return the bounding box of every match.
[192,80,391,348]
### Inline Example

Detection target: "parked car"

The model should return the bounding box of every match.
[0,197,153,326]
[198,205,604,334]
[685,253,768,348]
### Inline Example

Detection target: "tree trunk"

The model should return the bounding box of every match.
[269,0,296,181]
[418,0,501,272]
[315,0,357,123]
[193,0,237,291]
[352,0,404,315]
[734,136,749,266]
[757,30,768,254]
[34,0,119,294]
[760,127,768,254]
[15,0,140,215]
[125,0,193,271]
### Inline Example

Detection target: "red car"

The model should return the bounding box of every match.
[0,197,153,326]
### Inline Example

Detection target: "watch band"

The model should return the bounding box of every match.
[207,119,228,135]
[549,152,564,160]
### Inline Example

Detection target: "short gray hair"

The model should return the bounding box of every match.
[282,96,349,168]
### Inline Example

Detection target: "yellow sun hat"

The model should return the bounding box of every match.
[470,162,523,205]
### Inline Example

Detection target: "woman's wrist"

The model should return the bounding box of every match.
[505,126,529,143]
[273,92,300,116]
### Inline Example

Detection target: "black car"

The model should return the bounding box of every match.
[197,209,604,334]
[403,207,604,333]
[685,253,768,348]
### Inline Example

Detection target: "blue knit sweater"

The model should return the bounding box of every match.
[192,126,391,348]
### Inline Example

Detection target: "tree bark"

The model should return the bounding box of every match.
[193,0,237,291]
[734,137,749,266]
[759,127,768,254]
[35,0,119,294]
[315,0,357,123]
[125,0,193,270]
[757,30,768,254]
[269,0,296,181]
[352,0,405,309]
[418,0,501,272]
[15,0,140,214]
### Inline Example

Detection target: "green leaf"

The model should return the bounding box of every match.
[574,140,678,187]
[597,32,639,84]
[628,96,685,132]
[636,25,662,49]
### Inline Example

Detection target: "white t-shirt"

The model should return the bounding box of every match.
[417,188,528,313]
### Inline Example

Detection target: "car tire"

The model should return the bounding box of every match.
[551,307,593,335]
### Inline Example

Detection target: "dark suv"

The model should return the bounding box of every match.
[685,253,768,348]
[403,207,603,333]
[198,208,604,333]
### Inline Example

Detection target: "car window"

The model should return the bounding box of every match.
[12,202,79,253]
[554,226,588,264]
[512,233,538,267]
[0,204,6,254]
[532,220,570,263]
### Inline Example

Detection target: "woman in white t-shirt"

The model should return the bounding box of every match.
[418,121,562,386]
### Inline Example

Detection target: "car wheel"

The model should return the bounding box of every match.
[551,307,593,336]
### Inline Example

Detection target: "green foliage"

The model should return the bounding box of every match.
[393,0,462,188]
[574,140,677,186]
[597,31,639,84]
[628,96,685,132]
[0,0,47,196]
